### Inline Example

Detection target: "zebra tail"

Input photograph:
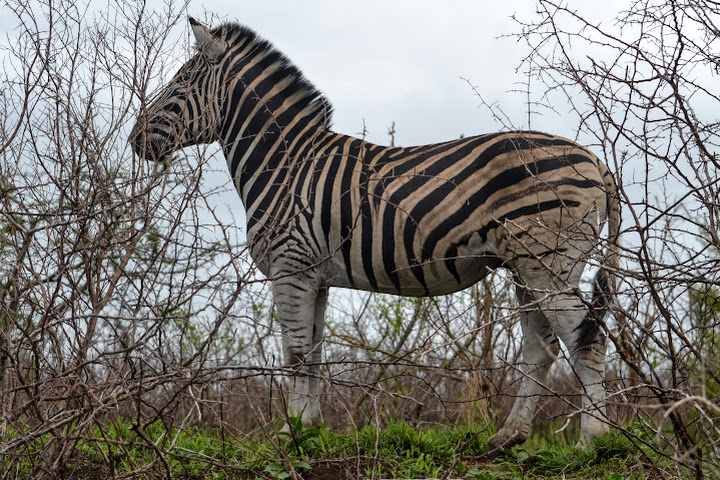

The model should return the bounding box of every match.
[593,161,620,316]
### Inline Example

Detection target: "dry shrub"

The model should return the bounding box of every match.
[1,1,719,478]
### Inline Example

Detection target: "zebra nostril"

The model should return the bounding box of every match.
[129,117,179,162]
[129,132,165,162]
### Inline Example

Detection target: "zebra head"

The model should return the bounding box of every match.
[130,17,227,162]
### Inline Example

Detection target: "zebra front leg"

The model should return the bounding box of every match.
[485,287,560,456]
[273,280,327,426]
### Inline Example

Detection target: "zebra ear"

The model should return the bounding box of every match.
[188,17,227,61]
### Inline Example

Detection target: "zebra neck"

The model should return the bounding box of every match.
[219,89,331,202]
[212,28,334,212]
[222,127,337,209]
[215,33,334,190]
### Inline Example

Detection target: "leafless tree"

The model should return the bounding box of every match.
[0,0,260,476]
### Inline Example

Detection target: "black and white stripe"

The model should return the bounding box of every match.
[131,18,619,453]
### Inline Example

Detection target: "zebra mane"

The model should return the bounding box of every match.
[208,21,334,130]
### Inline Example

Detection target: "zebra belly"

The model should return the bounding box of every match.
[399,254,501,297]
[325,239,502,297]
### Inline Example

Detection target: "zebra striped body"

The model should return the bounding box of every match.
[245,131,610,295]
[131,18,619,454]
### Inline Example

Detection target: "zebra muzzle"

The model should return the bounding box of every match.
[129,123,177,163]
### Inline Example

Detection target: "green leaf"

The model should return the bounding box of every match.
[604,472,624,480]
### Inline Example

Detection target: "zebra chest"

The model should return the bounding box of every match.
[244,199,325,279]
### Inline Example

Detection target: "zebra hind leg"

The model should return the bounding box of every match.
[485,285,560,456]
[521,265,609,450]
[566,268,610,448]
[273,279,326,427]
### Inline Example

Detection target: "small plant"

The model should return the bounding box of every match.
[256,414,340,479]
[275,413,331,457]
[263,460,311,480]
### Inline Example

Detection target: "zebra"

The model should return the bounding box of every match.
[130,17,619,454]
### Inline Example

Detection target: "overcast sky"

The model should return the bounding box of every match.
[0,0,628,146]
[4,1,706,289]
[205,0,531,146]
[174,0,626,147]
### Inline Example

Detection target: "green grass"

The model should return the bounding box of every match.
[3,417,690,479]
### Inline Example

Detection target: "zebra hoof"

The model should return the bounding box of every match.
[481,442,508,459]
[484,428,528,458]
